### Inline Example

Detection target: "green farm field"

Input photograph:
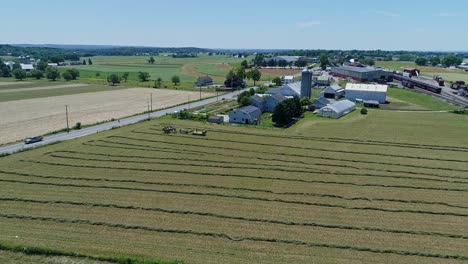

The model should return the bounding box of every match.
[0,110,467,263]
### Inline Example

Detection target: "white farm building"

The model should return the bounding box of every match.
[317,99,356,119]
[345,83,388,104]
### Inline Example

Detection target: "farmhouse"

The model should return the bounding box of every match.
[250,94,266,112]
[317,99,356,119]
[264,94,287,112]
[331,65,392,82]
[20,64,34,72]
[345,83,388,104]
[197,76,213,86]
[229,105,262,125]
[282,75,294,84]
[266,82,301,97]
[323,84,345,99]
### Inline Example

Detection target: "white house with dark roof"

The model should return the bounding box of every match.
[229,105,262,125]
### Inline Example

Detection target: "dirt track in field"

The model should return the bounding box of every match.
[0,83,88,93]
[0,88,214,144]
[0,82,32,86]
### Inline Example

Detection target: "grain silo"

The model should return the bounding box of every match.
[301,69,312,98]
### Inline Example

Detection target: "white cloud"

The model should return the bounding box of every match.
[435,13,457,17]
[375,11,400,17]
[296,21,322,28]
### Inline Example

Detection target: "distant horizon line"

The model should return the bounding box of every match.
[5,43,468,53]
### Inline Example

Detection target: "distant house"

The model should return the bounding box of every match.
[312,97,335,109]
[323,84,345,99]
[20,64,34,72]
[282,75,294,84]
[197,76,213,86]
[4,61,15,70]
[47,63,58,68]
[266,82,301,97]
[250,94,266,112]
[313,75,330,86]
[264,94,287,112]
[207,115,224,124]
[317,99,356,119]
[229,105,262,124]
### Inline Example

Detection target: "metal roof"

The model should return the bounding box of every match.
[266,82,301,97]
[238,105,261,115]
[323,100,356,113]
[270,93,287,103]
[250,94,264,103]
[326,84,344,92]
[345,83,388,92]
[335,65,384,73]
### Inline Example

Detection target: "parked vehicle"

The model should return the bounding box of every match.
[24,136,43,144]
[192,129,207,136]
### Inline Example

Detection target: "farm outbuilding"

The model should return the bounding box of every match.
[229,105,262,125]
[250,94,266,112]
[197,76,213,86]
[264,94,287,112]
[208,115,224,124]
[312,97,335,109]
[345,83,388,104]
[323,84,345,99]
[313,75,330,86]
[331,65,392,82]
[317,99,356,119]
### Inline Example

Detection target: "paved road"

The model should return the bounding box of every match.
[0,89,247,155]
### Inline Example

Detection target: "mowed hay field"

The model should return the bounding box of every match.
[0,88,214,144]
[0,111,468,263]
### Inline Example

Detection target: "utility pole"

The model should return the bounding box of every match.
[65,105,69,133]
[147,101,150,120]
[199,86,202,100]
[188,95,190,110]
[150,93,153,112]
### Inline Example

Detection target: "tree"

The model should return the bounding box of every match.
[278,60,288,67]
[82,59,87,65]
[272,76,282,86]
[253,54,265,66]
[430,57,441,66]
[442,55,463,67]
[361,108,368,115]
[0,60,11,77]
[148,56,155,64]
[12,69,27,80]
[36,60,48,71]
[107,74,121,86]
[121,72,129,82]
[300,97,311,106]
[246,68,261,86]
[64,69,80,80]
[249,87,255,96]
[320,54,329,70]
[272,98,303,127]
[30,69,44,80]
[88,58,93,65]
[237,91,251,106]
[62,70,73,81]
[236,67,246,79]
[241,60,249,69]
[171,75,180,85]
[156,77,162,88]
[12,63,21,70]
[138,71,150,82]
[415,57,428,66]
[46,67,60,81]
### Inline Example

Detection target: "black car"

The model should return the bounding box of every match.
[24,136,43,144]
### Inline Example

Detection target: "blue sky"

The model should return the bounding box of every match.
[2,0,467,50]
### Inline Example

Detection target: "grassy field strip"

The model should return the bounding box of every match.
[26,153,468,193]
[102,136,467,179]
[1,196,468,241]
[0,83,88,94]
[0,213,467,261]
[2,169,468,211]
[156,125,468,152]
[2,203,468,257]
[131,131,468,163]
[4,170,468,219]
[20,158,468,195]
[84,140,468,174]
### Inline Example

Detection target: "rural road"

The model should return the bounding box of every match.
[0,89,247,156]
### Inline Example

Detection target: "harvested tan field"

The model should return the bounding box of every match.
[0,82,32,86]
[0,83,88,94]
[260,68,302,77]
[0,88,214,144]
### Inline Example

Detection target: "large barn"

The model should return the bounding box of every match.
[331,65,392,82]
[345,83,388,103]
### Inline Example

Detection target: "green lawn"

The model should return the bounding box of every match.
[386,87,458,111]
